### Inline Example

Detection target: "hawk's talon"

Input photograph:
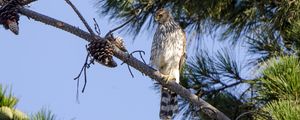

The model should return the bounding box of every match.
[161,74,176,84]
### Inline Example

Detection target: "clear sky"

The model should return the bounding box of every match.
[0,0,160,120]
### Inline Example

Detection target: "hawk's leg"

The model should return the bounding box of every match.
[161,74,176,84]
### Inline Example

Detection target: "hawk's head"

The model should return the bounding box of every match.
[155,9,171,24]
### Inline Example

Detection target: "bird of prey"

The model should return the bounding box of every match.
[150,8,186,120]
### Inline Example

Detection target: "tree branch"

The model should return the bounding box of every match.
[65,0,95,36]
[18,8,231,120]
[203,79,253,95]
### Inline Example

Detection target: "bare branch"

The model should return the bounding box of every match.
[105,15,137,37]
[134,50,146,64]
[19,8,230,120]
[126,64,135,78]
[93,18,101,35]
[203,80,245,95]
[74,51,91,102]
[19,8,94,42]
[121,50,147,78]
[73,52,90,92]
[73,53,89,81]
[76,73,80,103]
[83,63,87,93]
[65,0,95,36]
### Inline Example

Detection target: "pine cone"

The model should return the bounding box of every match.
[0,0,21,35]
[107,36,127,52]
[0,0,10,6]
[88,40,117,68]
[0,0,27,6]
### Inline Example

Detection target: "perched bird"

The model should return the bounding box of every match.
[150,8,186,120]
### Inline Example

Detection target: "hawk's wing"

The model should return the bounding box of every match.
[149,28,161,69]
[179,29,186,72]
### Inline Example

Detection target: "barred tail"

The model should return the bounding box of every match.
[160,87,178,120]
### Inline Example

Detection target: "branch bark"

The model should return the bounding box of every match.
[18,7,231,120]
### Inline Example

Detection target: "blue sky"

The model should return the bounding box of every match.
[0,0,159,120]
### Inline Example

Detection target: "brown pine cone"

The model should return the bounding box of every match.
[107,36,127,52]
[87,40,117,68]
[0,0,21,35]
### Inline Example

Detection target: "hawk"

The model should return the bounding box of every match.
[150,9,186,120]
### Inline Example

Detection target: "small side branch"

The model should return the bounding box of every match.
[73,51,93,102]
[105,16,136,37]
[93,18,101,35]
[203,80,245,95]
[121,50,147,78]
[65,0,95,36]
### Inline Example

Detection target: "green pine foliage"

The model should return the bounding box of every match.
[0,85,18,108]
[0,85,58,120]
[262,100,300,120]
[0,85,29,120]
[255,56,300,119]
[203,92,254,119]
[99,0,300,47]
[259,56,300,101]
[177,47,258,119]
[31,108,57,120]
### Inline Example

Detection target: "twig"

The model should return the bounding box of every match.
[93,18,101,36]
[105,16,136,37]
[121,50,147,78]
[239,86,251,100]
[127,64,134,78]
[19,8,231,120]
[74,51,90,102]
[137,50,146,64]
[65,0,100,97]
[121,50,147,65]
[65,0,95,36]
[73,53,89,81]
[120,51,133,77]
[82,63,87,93]
[203,80,246,95]
[76,73,80,103]
[138,50,146,76]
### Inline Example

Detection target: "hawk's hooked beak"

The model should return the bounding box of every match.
[154,15,160,22]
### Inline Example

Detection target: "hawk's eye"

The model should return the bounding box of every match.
[158,14,163,18]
